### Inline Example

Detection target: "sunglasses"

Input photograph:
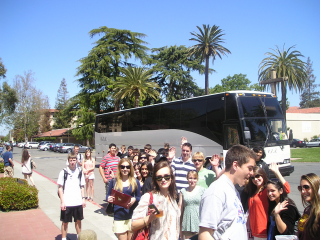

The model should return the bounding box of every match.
[155,175,171,182]
[192,159,203,163]
[298,185,310,191]
[120,165,130,169]
[140,156,147,159]
[250,174,261,180]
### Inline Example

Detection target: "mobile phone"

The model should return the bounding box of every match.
[148,204,160,214]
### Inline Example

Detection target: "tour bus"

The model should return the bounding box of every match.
[95,90,294,176]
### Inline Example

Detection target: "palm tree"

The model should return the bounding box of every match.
[188,24,231,95]
[113,67,160,108]
[258,45,307,119]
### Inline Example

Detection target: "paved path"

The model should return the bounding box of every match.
[2,160,117,240]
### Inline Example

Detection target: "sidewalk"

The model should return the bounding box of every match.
[1,161,117,240]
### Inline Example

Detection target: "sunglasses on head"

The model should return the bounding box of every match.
[155,175,171,182]
[192,159,203,163]
[120,165,130,169]
[298,185,310,191]
[250,174,261,180]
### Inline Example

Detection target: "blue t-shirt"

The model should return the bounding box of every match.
[107,178,141,221]
[3,151,13,166]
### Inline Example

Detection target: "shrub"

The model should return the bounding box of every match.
[303,138,309,142]
[312,135,318,139]
[0,162,4,173]
[0,178,38,211]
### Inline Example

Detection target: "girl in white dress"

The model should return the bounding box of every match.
[21,149,35,186]
[82,149,95,201]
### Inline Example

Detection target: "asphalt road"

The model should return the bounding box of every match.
[10,148,320,213]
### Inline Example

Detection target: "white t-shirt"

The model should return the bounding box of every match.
[57,167,85,207]
[66,153,83,168]
[199,174,247,240]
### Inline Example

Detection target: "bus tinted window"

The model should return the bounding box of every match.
[207,96,224,143]
[159,103,181,129]
[181,100,207,129]
[142,107,160,130]
[97,113,126,132]
[263,98,283,118]
[238,97,264,118]
[127,110,142,131]
[226,94,239,119]
[243,119,268,141]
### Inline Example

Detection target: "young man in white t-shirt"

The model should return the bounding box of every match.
[58,153,86,240]
[199,145,256,240]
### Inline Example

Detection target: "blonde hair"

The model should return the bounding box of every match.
[187,170,198,180]
[115,158,137,193]
[192,151,205,160]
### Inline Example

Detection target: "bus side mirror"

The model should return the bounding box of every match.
[244,127,251,140]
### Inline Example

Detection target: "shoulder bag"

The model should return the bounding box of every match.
[131,192,154,240]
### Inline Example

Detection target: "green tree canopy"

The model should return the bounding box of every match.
[0,57,7,79]
[53,78,70,129]
[0,81,18,124]
[149,45,206,101]
[113,67,160,108]
[189,24,231,95]
[209,74,263,93]
[76,27,149,112]
[299,57,319,108]
[258,45,307,119]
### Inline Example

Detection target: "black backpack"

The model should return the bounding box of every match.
[57,167,83,198]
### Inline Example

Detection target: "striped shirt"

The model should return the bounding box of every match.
[100,153,120,181]
[171,157,196,192]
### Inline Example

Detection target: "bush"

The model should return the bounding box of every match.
[304,138,309,142]
[0,178,38,211]
[34,137,56,142]
[312,135,318,139]
[0,162,4,173]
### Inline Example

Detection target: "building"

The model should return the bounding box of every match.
[286,106,320,140]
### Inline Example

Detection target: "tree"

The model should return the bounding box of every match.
[71,108,95,147]
[149,45,206,101]
[76,27,149,112]
[6,71,49,141]
[209,74,263,93]
[113,67,160,108]
[258,45,307,119]
[299,57,319,108]
[39,97,52,133]
[0,57,7,79]
[0,81,18,124]
[53,78,70,129]
[188,24,231,95]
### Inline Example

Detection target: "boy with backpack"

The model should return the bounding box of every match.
[58,153,86,240]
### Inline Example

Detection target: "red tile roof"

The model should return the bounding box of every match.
[287,106,320,113]
[33,128,72,137]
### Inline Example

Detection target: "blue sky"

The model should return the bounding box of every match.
[1,0,319,135]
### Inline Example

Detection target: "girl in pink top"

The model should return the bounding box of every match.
[82,149,95,201]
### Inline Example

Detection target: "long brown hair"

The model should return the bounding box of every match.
[21,149,29,163]
[115,158,137,193]
[245,166,268,197]
[152,161,177,200]
[300,173,320,237]
[84,149,92,161]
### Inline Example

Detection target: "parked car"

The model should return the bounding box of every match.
[306,138,320,147]
[54,143,64,152]
[38,141,53,149]
[25,142,39,149]
[76,144,93,153]
[290,139,306,148]
[17,142,26,148]
[58,143,75,153]
[39,143,51,151]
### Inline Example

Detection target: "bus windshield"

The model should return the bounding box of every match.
[238,96,287,142]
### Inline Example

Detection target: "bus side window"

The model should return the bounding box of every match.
[225,125,240,148]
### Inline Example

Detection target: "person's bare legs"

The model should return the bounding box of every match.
[117,232,128,240]
[85,179,90,199]
[127,231,132,240]
[23,174,28,182]
[90,179,94,200]
[28,174,35,186]
[75,220,81,235]
[61,222,68,238]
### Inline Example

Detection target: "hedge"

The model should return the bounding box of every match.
[0,178,38,211]
[33,137,56,142]
[0,162,4,173]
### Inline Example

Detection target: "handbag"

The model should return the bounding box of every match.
[267,216,276,240]
[31,159,37,169]
[131,192,154,240]
[105,179,115,217]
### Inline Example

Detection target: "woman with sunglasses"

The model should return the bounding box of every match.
[107,158,141,240]
[192,152,215,188]
[297,173,320,240]
[132,161,180,240]
[138,152,148,164]
[140,162,154,195]
[266,180,300,240]
[245,163,290,240]
[179,170,205,240]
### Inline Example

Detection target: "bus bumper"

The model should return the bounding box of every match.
[270,165,294,178]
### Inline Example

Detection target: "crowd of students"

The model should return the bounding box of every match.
[57,140,320,240]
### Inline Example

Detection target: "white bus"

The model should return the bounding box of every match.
[95,90,294,176]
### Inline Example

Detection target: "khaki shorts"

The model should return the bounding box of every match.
[4,166,14,177]
[113,219,132,234]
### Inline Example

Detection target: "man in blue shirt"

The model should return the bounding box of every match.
[3,145,14,177]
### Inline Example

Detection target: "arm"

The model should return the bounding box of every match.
[58,185,66,211]
[199,227,215,240]
[99,165,108,183]
[89,158,96,172]
[209,154,224,179]
[128,180,142,208]
[131,210,157,231]
[9,157,14,167]
[269,163,287,186]
[273,201,289,234]
[81,186,86,208]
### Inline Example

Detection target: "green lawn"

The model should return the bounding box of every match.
[291,147,320,162]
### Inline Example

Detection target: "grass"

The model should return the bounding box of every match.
[291,147,320,162]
